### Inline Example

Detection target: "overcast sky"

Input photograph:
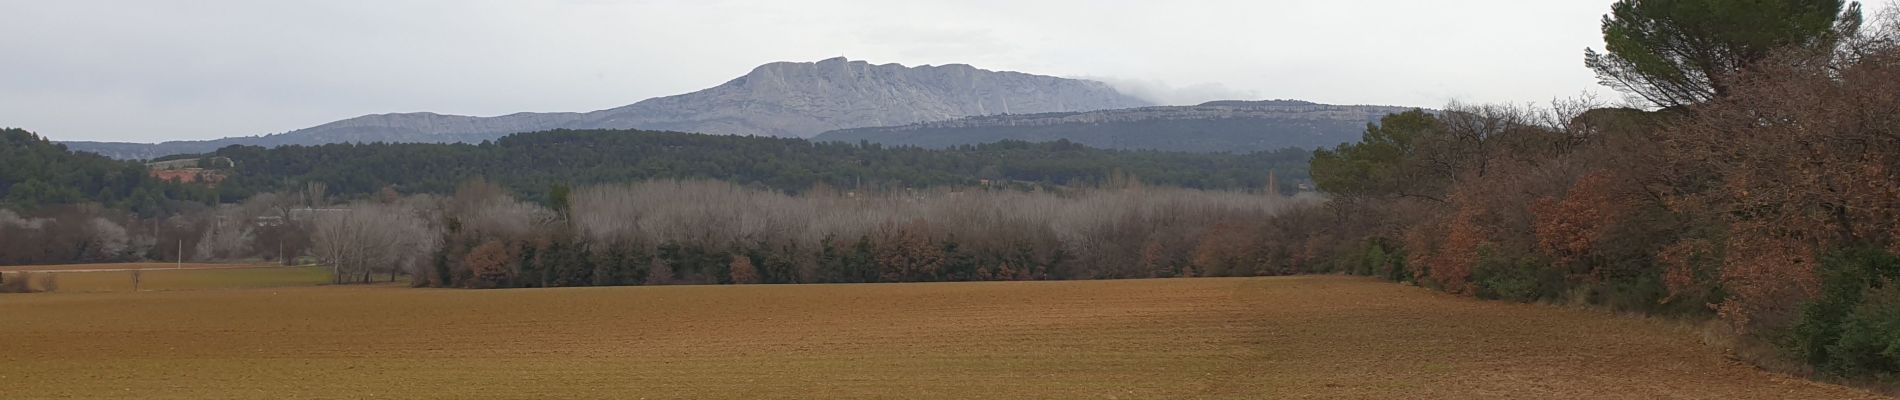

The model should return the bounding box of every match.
[0,0,1807,143]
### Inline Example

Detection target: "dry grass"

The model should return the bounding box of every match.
[0,265,330,293]
[0,276,1886,399]
[0,262,275,272]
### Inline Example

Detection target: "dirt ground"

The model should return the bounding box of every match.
[0,276,1885,399]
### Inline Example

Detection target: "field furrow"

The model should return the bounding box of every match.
[0,276,1885,399]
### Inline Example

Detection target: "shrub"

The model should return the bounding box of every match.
[462,241,515,289]
[0,271,57,293]
[1332,240,1405,281]
[1592,273,1675,314]
[1471,246,1564,303]
[1830,282,1900,380]
[1365,240,1410,282]
[591,243,647,286]
[1353,242,1385,277]
[1191,223,1259,277]
[543,238,594,287]
[0,272,28,293]
[1384,247,1410,283]
[1794,247,1900,378]
[728,255,760,285]
[37,273,58,293]
[1659,238,1726,313]
[645,260,673,286]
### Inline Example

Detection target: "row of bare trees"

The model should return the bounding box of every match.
[408,180,1316,288]
[310,199,437,284]
[0,206,141,265]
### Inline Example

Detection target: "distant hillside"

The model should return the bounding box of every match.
[64,57,1150,160]
[812,100,1421,153]
[0,128,212,214]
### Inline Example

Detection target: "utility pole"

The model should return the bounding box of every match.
[177,240,183,269]
[1267,169,1280,197]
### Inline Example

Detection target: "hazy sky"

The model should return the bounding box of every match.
[0,0,1784,142]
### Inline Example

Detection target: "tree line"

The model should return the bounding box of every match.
[1295,0,1899,384]
[207,130,1313,204]
[0,128,219,215]
[0,129,228,266]
[2,126,1309,267]
[304,179,1316,287]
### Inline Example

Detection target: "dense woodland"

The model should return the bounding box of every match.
[1291,0,1900,385]
[0,129,220,214]
[0,127,1307,267]
[0,129,226,266]
[206,130,1313,203]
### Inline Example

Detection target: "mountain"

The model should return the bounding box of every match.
[0,128,211,215]
[63,57,1151,159]
[62,112,582,159]
[811,100,1420,153]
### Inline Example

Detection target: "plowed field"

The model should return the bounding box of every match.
[0,276,1884,399]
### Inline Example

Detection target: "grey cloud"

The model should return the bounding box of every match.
[1087,77,1261,106]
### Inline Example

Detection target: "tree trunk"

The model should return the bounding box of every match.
[331,249,341,284]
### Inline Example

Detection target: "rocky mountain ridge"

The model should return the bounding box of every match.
[64,57,1150,159]
[812,100,1421,153]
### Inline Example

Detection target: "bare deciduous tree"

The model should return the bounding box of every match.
[313,201,436,284]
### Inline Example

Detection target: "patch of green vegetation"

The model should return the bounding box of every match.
[45,266,333,293]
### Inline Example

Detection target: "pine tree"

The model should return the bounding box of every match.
[1585,0,1861,107]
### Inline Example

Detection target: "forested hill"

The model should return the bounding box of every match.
[0,128,215,214]
[206,129,1312,202]
[812,100,1417,153]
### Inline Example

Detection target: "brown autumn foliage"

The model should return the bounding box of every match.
[1138,239,1171,278]
[1419,160,1571,293]
[1190,223,1259,277]
[1305,31,1900,382]
[1399,220,1438,284]
[728,255,760,285]
[1532,171,1626,275]
[1435,203,1489,294]
[872,219,944,282]
[462,241,514,289]
[1662,48,1900,333]
[1659,238,1722,305]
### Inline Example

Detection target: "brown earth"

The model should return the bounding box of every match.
[0,276,1885,399]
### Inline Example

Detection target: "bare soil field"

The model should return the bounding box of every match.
[0,276,1886,399]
